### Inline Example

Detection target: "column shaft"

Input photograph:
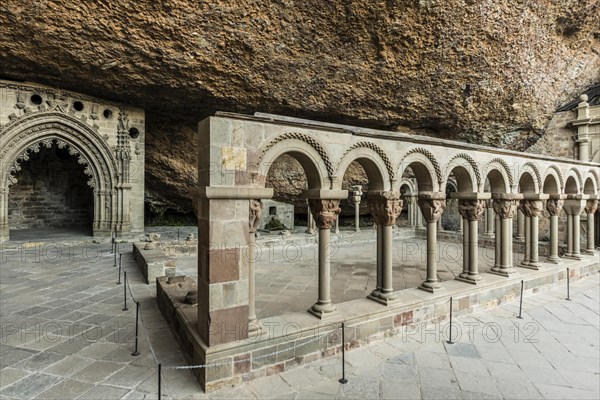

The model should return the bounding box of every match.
[528,215,540,268]
[547,215,560,263]
[459,217,469,279]
[355,202,360,231]
[379,224,396,299]
[372,224,383,297]
[573,214,581,258]
[468,218,481,280]
[586,213,595,254]
[419,221,441,291]
[247,232,259,332]
[309,228,335,316]
[501,217,512,271]
[516,209,525,240]
[566,214,573,257]
[520,216,531,266]
[494,214,501,269]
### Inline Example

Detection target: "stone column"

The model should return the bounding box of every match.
[305,199,314,234]
[546,194,565,263]
[456,198,486,284]
[483,203,494,237]
[0,187,9,242]
[516,209,525,241]
[352,185,362,232]
[584,199,598,255]
[306,194,344,318]
[490,193,521,277]
[406,196,414,226]
[518,202,530,267]
[417,192,446,292]
[519,198,545,270]
[334,214,340,234]
[494,213,501,270]
[563,195,586,261]
[247,200,262,333]
[367,191,402,304]
[575,95,590,162]
[458,215,463,233]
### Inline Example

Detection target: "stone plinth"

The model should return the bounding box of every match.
[133,242,176,284]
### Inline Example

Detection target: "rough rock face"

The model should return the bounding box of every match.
[1,0,599,215]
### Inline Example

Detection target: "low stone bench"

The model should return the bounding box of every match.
[132,242,176,284]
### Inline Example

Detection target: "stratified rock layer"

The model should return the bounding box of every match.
[1,0,599,213]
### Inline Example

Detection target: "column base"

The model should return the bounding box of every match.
[583,249,596,255]
[305,229,315,235]
[248,319,261,335]
[518,262,541,271]
[563,254,583,261]
[488,267,518,277]
[518,260,530,268]
[418,280,443,293]
[455,275,483,285]
[308,303,337,319]
[367,292,398,305]
[515,236,525,242]
[545,256,561,264]
[481,233,495,239]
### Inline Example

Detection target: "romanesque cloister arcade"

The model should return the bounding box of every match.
[196,112,600,348]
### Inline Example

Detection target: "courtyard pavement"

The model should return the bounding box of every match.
[0,237,598,399]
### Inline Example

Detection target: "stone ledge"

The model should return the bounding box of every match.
[156,255,598,393]
[132,242,176,284]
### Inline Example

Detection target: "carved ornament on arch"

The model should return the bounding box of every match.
[337,141,395,181]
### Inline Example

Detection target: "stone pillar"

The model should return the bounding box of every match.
[483,203,494,237]
[247,200,262,333]
[417,192,446,292]
[563,195,586,260]
[406,196,414,226]
[0,187,8,242]
[456,198,486,284]
[334,214,340,234]
[584,199,598,255]
[367,191,402,304]
[575,95,590,162]
[305,190,346,318]
[519,198,545,270]
[352,185,362,232]
[490,193,521,277]
[305,199,315,234]
[458,215,463,233]
[494,213,501,270]
[546,194,565,263]
[516,209,525,241]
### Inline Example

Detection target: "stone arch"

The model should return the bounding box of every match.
[542,165,564,194]
[443,153,481,192]
[482,159,512,193]
[334,141,392,191]
[0,112,121,239]
[564,168,583,194]
[517,163,541,194]
[399,178,416,195]
[585,169,600,195]
[258,133,333,190]
[583,176,597,195]
[397,148,441,192]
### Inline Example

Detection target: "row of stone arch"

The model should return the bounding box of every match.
[255,136,600,196]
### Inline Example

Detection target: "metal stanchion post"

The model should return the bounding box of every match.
[566,268,571,301]
[177,228,180,244]
[114,245,117,268]
[517,280,524,319]
[132,301,140,356]
[117,254,122,285]
[123,271,129,311]
[111,231,115,254]
[447,297,454,344]
[158,363,162,400]
[339,322,347,384]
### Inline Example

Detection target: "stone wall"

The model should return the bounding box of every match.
[8,146,93,230]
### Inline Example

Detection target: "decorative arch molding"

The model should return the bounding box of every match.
[517,162,541,193]
[484,158,514,190]
[398,178,417,195]
[334,141,393,190]
[588,168,600,194]
[398,147,443,186]
[0,112,129,238]
[583,172,599,195]
[259,132,334,178]
[444,153,481,191]
[566,167,584,193]
[542,165,564,193]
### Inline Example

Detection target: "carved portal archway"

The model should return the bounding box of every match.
[0,111,129,241]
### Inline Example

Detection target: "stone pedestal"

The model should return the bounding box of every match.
[367,190,402,304]
[546,194,565,264]
[417,192,446,292]
[490,193,522,277]
[247,199,262,333]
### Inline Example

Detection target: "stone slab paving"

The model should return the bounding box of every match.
[1,239,598,399]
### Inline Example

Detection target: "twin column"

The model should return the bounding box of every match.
[518,196,547,270]
[490,193,522,277]
[455,196,487,284]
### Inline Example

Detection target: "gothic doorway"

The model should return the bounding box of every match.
[8,144,94,237]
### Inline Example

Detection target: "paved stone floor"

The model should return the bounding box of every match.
[1,238,598,399]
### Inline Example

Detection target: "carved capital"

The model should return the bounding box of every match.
[367,191,403,226]
[546,194,565,216]
[457,199,486,221]
[249,199,262,233]
[492,193,521,219]
[519,199,544,218]
[308,199,341,229]
[417,192,446,223]
[585,199,599,215]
